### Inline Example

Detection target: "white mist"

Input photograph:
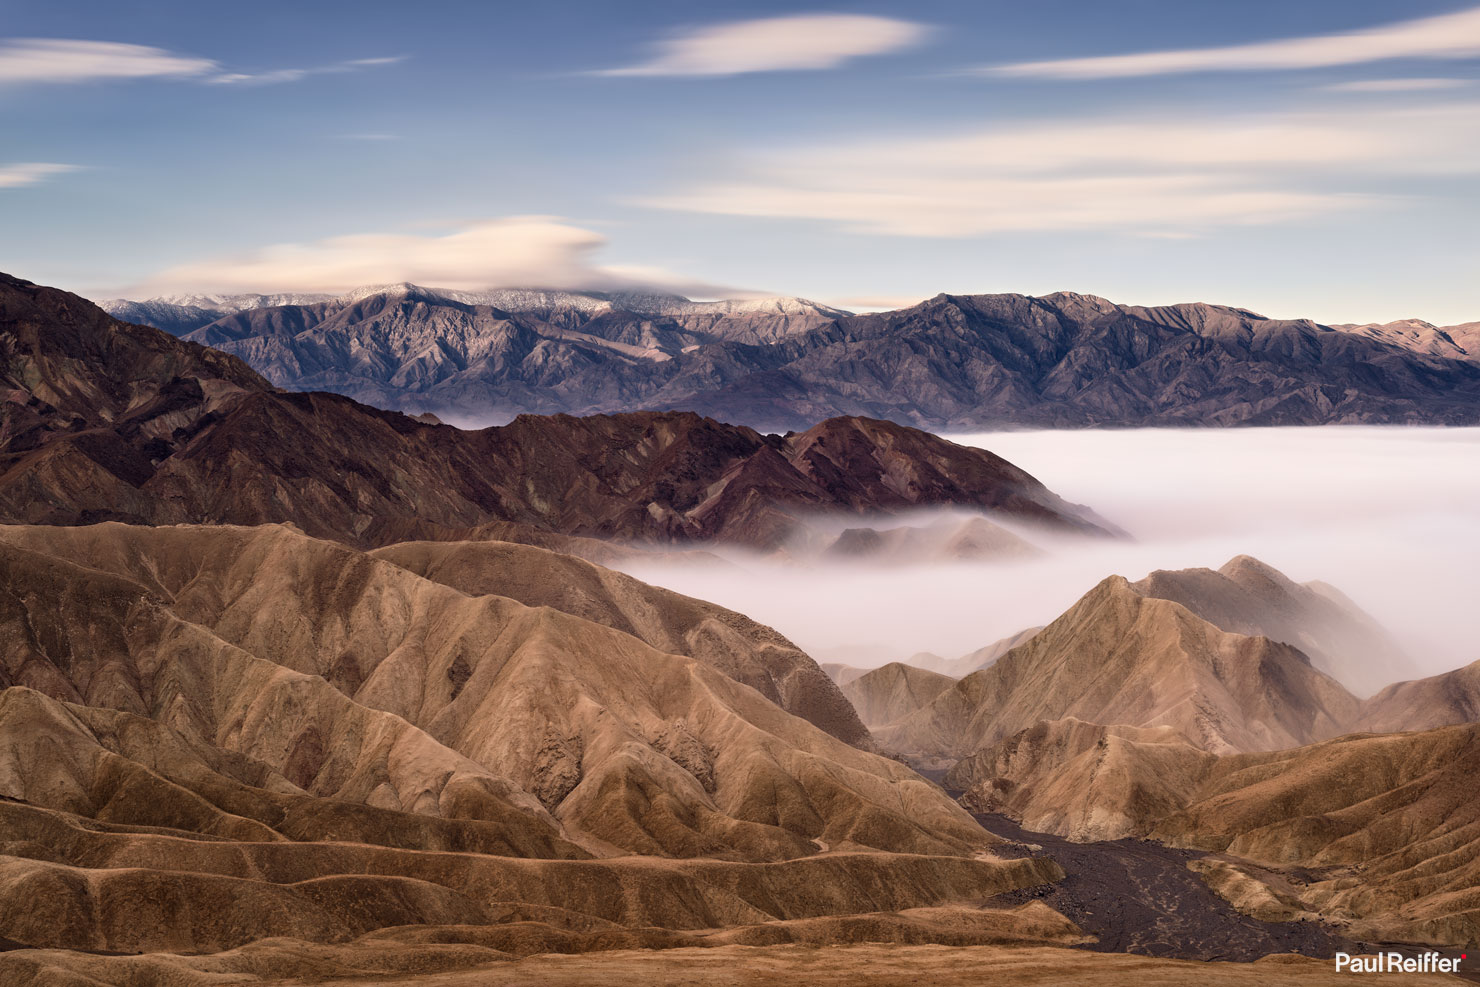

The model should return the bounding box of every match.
[618,427,1480,695]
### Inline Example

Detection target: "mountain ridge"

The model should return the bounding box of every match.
[101,283,850,342]
[97,283,1480,429]
[874,559,1375,760]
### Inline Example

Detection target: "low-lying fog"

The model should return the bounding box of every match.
[619,427,1480,696]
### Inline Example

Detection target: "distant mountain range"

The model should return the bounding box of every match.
[96,283,1480,429]
[100,284,847,345]
[1,273,1104,549]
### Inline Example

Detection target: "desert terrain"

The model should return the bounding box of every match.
[1,276,1477,986]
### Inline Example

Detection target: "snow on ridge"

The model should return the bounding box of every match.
[98,291,336,316]
[98,284,855,319]
[644,296,852,317]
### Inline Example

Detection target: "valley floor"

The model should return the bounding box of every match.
[979,812,1357,960]
[7,944,1466,987]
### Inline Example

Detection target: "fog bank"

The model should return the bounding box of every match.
[618,427,1480,695]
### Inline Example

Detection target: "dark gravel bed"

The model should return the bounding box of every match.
[974,810,1461,968]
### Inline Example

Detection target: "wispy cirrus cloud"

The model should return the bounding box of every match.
[132,216,735,297]
[594,13,930,77]
[0,38,216,84]
[209,54,405,86]
[1320,77,1472,93]
[639,102,1480,237]
[0,37,403,88]
[0,162,81,188]
[983,4,1480,79]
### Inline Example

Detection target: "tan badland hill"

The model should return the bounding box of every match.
[923,612,1480,946]
[1357,657,1480,733]
[876,563,1361,760]
[0,522,985,858]
[369,537,868,744]
[0,687,1058,955]
[1153,721,1480,947]
[0,521,1067,960]
[941,716,1480,946]
[1131,555,1417,696]
[358,516,664,566]
[923,558,1480,846]
[841,663,958,731]
[946,717,1218,842]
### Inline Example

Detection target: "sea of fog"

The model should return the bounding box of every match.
[619,427,1480,695]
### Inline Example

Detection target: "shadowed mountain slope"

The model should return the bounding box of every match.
[0,273,1107,550]
[170,285,847,418]
[99,285,1480,429]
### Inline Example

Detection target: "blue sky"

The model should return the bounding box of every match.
[3,0,1479,323]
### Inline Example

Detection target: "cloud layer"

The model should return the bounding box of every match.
[986,4,1480,79]
[596,14,929,77]
[622,427,1480,692]
[132,215,728,296]
[642,101,1480,236]
[0,38,215,84]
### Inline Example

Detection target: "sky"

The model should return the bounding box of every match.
[3,0,1479,323]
